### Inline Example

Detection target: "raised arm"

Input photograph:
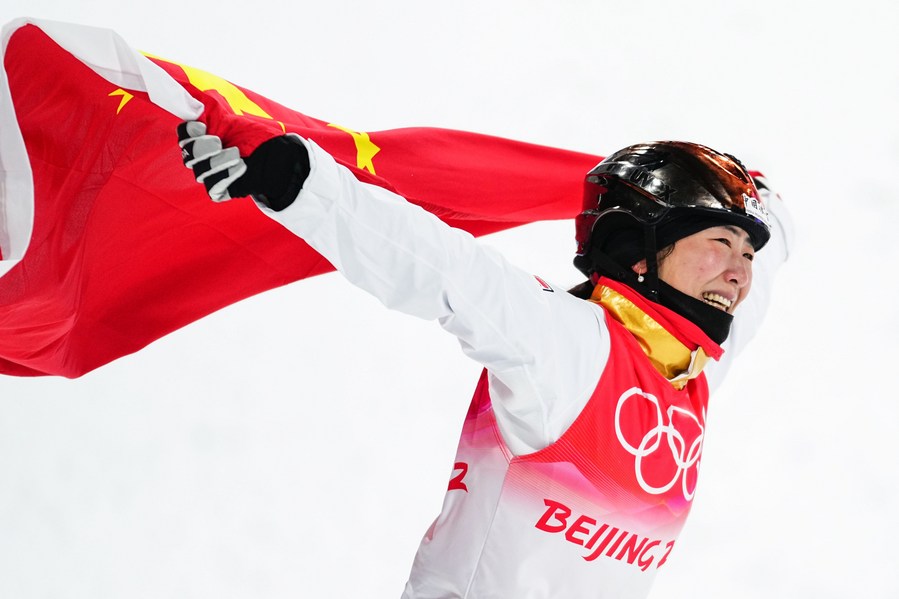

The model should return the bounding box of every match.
[704,177,795,392]
[178,123,609,454]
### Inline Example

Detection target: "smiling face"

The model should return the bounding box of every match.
[635,225,755,313]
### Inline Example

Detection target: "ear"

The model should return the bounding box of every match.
[631,259,647,275]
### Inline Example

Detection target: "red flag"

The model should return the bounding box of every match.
[0,20,600,378]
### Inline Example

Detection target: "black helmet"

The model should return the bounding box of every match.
[574,141,772,280]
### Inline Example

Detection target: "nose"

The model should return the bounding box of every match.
[726,252,752,289]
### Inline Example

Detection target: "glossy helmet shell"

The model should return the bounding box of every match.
[574,141,771,275]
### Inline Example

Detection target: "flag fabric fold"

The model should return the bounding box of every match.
[0,19,601,378]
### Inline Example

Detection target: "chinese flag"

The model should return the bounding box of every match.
[0,19,599,378]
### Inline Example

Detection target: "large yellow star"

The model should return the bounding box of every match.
[180,64,269,117]
[142,53,285,132]
[327,123,380,174]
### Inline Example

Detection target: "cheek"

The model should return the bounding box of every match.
[659,258,702,294]
[671,254,719,282]
[697,256,724,278]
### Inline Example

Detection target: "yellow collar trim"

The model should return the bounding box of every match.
[590,284,710,390]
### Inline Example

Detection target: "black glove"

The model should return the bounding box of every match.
[177,121,310,211]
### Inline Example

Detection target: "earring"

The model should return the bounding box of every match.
[637,274,645,283]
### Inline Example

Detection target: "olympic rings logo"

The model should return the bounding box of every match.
[614,387,705,501]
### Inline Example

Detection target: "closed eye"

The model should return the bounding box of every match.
[717,237,754,261]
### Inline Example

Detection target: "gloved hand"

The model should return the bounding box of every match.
[177,121,310,211]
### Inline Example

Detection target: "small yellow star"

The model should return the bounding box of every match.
[109,89,134,114]
[327,123,381,174]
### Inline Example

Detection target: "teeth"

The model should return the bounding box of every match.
[702,292,733,310]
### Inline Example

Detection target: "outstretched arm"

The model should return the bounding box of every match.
[178,122,609,454]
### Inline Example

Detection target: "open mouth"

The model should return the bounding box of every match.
[701,292,733,312]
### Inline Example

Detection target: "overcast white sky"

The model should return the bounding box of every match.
[1,2,898,598]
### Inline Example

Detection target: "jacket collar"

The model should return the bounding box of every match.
[589,277,724,389]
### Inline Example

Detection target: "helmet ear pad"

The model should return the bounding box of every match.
[585,213,645,277]
[574,178,669,280]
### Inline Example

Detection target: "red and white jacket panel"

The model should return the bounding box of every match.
[404,302,713,597]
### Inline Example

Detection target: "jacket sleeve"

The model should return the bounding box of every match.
[256,137,610,454]
[704,178,795,393]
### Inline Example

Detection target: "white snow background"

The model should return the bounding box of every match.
[1,1,897,598]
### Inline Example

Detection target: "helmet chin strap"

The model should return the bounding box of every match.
[642,224,661,302]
